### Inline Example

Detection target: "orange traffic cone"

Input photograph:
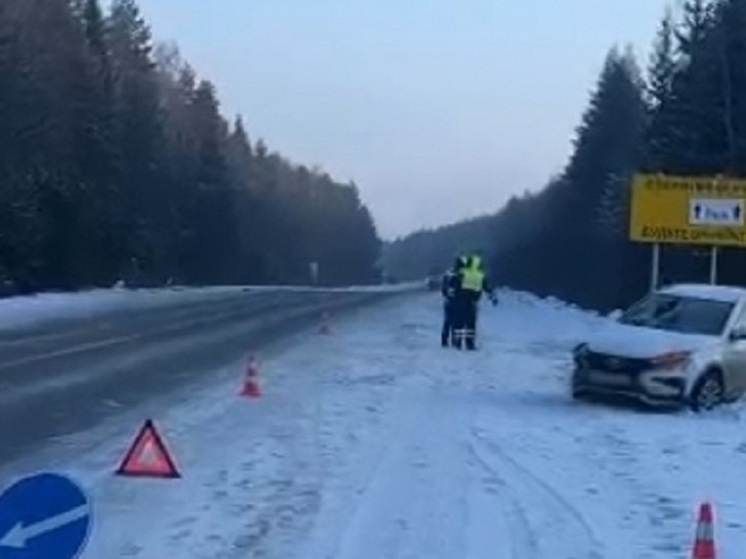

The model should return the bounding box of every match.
[692,502,716,559]
[319,311,332,335]
[239,355,261,398]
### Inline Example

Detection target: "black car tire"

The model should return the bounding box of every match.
[689,370,724,412]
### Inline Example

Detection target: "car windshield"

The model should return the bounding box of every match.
[619,292,734,336]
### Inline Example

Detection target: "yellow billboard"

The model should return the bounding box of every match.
[629,173,746,247]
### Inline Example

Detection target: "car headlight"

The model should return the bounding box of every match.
[572,343,589,366]
[651,351,691,370]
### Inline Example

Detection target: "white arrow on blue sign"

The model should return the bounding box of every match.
[0,473,91,559]
[689,198,745,226]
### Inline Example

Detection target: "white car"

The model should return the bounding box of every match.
[571,283,746,411]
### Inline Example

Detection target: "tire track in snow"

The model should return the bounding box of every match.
[470,427,605,559]
[321,335,477,559]
[467,438,539,559]
[586,424,689,557]
[327,395,470,557]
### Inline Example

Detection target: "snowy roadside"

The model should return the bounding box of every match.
[0,282,423,332]
[242,281,425,294]
[3,289,746,559]
[0,286,247,332]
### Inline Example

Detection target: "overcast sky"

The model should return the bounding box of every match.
[137,0,671,240]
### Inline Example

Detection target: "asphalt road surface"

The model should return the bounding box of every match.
[0,287,415,467]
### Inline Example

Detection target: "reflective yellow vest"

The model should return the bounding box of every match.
[461,260,484,292]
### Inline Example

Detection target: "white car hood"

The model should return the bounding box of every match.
[585,321,717,359]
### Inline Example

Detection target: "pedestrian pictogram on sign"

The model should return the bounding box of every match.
[116,419,181,479]
[0,472,92,559]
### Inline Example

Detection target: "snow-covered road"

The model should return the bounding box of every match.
[4,290,746,559]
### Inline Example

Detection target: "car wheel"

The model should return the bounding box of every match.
[690,371,724,412]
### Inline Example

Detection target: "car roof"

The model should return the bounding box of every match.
[658,283,746,304]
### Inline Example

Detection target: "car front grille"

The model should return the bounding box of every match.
[581,351,652,374]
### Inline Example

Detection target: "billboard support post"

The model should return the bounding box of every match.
[710,246,718,285]
[651,243,660,291]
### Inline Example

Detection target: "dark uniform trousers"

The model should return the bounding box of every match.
[442,299,455,346]
[441,270,460,347]
[461,298,478,350]
[451,289,481,350]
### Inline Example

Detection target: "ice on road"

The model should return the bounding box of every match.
[4,290,746,559]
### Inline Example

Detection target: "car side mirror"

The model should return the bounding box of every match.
[607,309,622,321]
[729,326,746,342]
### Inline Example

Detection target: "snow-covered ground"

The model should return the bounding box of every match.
[0,282,422,332]
[4,289,746,559]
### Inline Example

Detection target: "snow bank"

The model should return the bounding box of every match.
[493,288,605,350]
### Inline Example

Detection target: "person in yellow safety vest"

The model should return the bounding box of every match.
[452,254,497,350]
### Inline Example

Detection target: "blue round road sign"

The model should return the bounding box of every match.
[0,473,91,559]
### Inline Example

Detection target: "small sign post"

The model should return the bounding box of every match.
[651,243,660,291]
[710,246,719,285]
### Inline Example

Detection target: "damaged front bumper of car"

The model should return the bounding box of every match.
[571,348,688,407]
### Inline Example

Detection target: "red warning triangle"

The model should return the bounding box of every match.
[115,419,181,479]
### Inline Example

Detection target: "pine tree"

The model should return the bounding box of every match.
[226,116,264,282]
[182,80,239,283]
[643,10,679,171]
[69,0,126,284]
[0,0,19,172]
[227,116,253,188]
[108,0,165,282]
[712,0,746,173]
[677,0,714,58]
[0,0,382,291]
[670,0,723,173]
[648,9,677,109]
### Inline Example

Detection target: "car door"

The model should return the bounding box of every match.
[721,299,746,399]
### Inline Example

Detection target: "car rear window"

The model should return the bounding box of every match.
[620,293,734,336]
